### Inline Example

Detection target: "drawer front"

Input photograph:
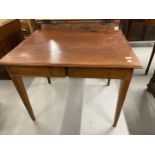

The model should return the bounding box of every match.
[6,66,133,79]
[7,66,66,77]
[67,67,132,79]
[49,67,66,77]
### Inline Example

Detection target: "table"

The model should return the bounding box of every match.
[0,30,142,127]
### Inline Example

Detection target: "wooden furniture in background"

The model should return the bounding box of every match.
[147,70,155,97]
[20,19,37,38]
[121,19,155,41]
[20,20,31,38]
[0,19,24,79]
[121,19,155,97]
[145,44,155,75]
[34,19,119,31]
[0,29,142,127]
[121,19,155,75]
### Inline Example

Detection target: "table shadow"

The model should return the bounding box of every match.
[60,78,83,135]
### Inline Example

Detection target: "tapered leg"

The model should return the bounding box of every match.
[113,78,131,127]
[47,77,51,84]
[11,76,36,121]
[107,79,111,86]
[145,44,155,75]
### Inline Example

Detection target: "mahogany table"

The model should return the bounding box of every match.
[0,30,142,127]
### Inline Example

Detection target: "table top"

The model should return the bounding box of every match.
[0,29,142,68]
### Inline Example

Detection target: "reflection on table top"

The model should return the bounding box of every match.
[0,29,142,69]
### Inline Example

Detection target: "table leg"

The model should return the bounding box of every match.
[113,78,131,127]
[47,77,51,84]
[107,79,111,86]
[147,69,155,97]
[11,76,36,121]
[145,44,155,75]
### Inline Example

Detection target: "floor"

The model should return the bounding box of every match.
[0,44,154,135]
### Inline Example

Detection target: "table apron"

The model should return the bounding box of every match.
[6,66,133,80]
[68,67,133,80]
[6,66,66,77]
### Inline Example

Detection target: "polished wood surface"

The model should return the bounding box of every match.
[0,29,141,69]
[0,30,142,127]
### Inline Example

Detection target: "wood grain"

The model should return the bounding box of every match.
[7,66,66,77]
[68,67,133,79]
[0,29,142,69]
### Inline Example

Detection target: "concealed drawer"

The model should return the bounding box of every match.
[7,66,66,77]
[67,67,132,79]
